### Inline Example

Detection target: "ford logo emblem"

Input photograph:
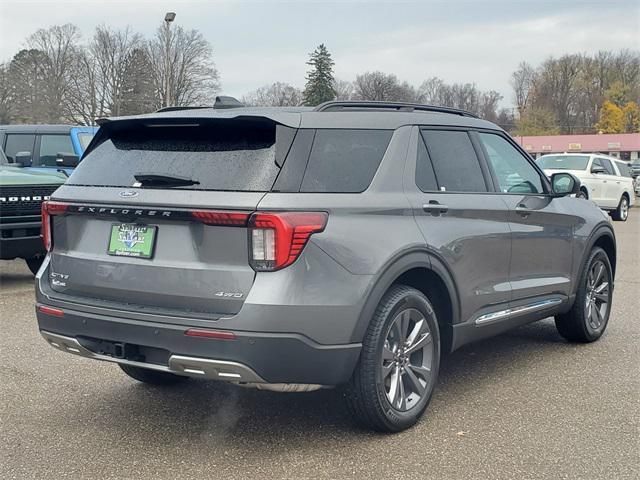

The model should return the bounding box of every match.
[119,190,139,198]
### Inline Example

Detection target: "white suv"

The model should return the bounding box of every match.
[537,153,635,221]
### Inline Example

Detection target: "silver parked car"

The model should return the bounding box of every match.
[36,100,617,432]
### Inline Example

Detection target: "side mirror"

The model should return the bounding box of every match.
[14,151,32,167]
[55,152,79,167]
[551,172,581,197]
[591,165,606,174]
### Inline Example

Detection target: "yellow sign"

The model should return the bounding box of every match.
[568,143,581,150]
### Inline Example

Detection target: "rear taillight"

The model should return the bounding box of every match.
[41,201,69,251]
[248,212,328,271]
[191,210,250,226]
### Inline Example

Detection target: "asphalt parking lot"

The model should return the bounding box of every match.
[1,211,638,480]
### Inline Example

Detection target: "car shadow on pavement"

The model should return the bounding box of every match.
[54,318,572,451]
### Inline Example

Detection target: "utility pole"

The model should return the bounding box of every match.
[164,12,176,108]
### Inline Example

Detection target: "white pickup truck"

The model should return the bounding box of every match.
[537,153,635,221]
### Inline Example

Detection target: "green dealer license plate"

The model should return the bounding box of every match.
[107,224,157,258]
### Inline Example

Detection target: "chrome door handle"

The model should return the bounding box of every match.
[423,201,448,215]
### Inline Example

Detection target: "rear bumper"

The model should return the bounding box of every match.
[36,303,361,386]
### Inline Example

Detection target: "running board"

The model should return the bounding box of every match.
[474,299,563,326]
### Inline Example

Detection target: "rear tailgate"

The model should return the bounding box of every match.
[45,116,297,317]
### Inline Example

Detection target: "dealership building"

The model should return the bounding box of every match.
[512,133,640,161]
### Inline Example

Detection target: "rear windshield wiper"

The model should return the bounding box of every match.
[133,173,200,188]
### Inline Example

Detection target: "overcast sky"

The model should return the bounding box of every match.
[1,0,638,105]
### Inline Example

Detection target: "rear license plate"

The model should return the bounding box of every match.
[107,224,157,259]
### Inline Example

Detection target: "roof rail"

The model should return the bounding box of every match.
[155,96,245,113]
[314,101,478,118]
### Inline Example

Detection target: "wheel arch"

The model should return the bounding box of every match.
[579,185,589,198]
[574,224,617,297]
[352,250,461,354]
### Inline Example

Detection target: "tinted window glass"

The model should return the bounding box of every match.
[421,130,487,192]
[69,121,280,191]
[536,155,589,170]
[479,133,544,194]
[615,162,632,178]
[300,129,392,193]
[38,135,75,167]
[4,134,36,162]
[592,158,603,171]
[598,158,615,175]
[415,136,438,191]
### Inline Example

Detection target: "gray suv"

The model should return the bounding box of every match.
[35,101,616,432]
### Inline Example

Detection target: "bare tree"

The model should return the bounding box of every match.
[478,90,503,123]
[90,26,143,116]
[333,79,354,101]
[510,61,537,117]
[416,77,446,105]
[242,82,302,106]
[26,24,81,123]
[64,48,106,125]
[534,54,583,133]
[146,24,220,108]
[353,71,416,102]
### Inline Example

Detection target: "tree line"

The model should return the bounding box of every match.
[0,23,218,125]
[1,23,638,136]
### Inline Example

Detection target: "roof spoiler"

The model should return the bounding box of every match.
[154,96,245,113]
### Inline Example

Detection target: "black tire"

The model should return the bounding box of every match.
[119,364,190,385]
[344,284,440,432]
[25,256,44,275]
[555,247,613,343]
[610,195,629,221]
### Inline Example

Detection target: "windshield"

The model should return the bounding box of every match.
[68,120,280,191]
[536,155,589,170]
[77,132,95,152]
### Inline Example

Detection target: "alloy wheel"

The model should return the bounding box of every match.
[620,198,629,220]
[584,260,610,331]
[380,308,434,411]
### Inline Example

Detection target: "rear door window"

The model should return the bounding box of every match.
[4,134,36,162]
[420,130,488,192]
[38,134,75,167]
[415,136,438,191]
[69,120,280,191]
[300,129,392,193]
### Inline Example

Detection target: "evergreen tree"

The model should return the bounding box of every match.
[302,44,336,106]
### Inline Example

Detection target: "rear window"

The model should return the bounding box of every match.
[300,129,392,193]
[68,120,279,191]
[536,155,589,170]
